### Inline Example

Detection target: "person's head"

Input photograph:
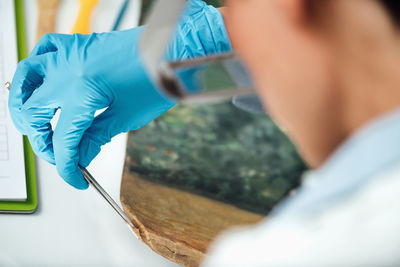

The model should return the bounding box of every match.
[225,0,400,168]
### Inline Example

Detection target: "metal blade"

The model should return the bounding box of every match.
[139,0,186,81]
[79,166,136,230]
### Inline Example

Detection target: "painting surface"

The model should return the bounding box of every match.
[125,102,306,214]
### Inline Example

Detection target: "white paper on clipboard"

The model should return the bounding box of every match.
[0,0,27,201]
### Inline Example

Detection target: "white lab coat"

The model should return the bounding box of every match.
[203,109,400,267]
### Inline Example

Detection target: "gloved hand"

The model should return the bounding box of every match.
[8,0,231,189]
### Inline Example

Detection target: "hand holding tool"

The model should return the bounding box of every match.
[8,0,231,189]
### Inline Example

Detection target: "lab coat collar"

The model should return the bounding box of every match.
[270,107,400,218]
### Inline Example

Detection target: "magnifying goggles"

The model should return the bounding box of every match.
[139,0,266,113]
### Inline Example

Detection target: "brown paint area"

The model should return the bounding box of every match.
[121,172,264,267]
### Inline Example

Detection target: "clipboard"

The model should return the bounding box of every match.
[0,0,38,214]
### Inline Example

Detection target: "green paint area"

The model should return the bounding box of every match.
[126,102,307,215]
[203,62,237,91]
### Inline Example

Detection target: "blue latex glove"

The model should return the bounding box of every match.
[8,0,231,190]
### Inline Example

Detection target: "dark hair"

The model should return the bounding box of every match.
[380,0,400,25]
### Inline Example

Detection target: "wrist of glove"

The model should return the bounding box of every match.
[8,0,232,189]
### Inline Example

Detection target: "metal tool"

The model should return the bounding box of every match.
[4,82,11,90]
[5,81,136,230]
[79,166,136,230]
[139,0,256,104]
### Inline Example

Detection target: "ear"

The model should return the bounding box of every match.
[279,0,309,23]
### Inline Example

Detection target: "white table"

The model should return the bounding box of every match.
[0,1,179,266]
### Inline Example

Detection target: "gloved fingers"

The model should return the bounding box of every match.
[19,78,66,165]
[8,53,56,133]
[20,79,62,163]
[30,33,72,56]
[20,81,57,164]
[78,97,172,167]
[78,107,121,167]
[21,80,61,111]
[22,107,56,164]
[53,107,96,190]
